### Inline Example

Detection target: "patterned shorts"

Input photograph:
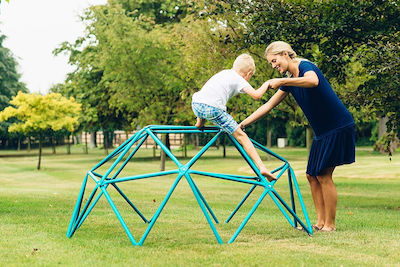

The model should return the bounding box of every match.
[192,102,239,135]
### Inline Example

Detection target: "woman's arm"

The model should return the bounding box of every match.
[269,71,319,88]
[240,89,288,128]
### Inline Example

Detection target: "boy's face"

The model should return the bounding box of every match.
[244,70,253,81]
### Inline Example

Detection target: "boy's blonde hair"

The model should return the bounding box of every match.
[264,41,297,59]
[232,53,255,74]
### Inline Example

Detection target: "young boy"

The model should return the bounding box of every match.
[191,54,276,181]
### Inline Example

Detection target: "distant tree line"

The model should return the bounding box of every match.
[0,0,398,155]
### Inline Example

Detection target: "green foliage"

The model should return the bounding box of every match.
[0,92,81,134]
[53,0,396,146]
[374,131,399,154]
[203,0,399,134]
[0,32,28,145]
[0,34,27,111]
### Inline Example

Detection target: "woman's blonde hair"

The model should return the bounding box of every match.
[232,53,256,74]
[264,41,297,59]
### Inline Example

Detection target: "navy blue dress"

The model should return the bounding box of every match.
[280,61,355,176]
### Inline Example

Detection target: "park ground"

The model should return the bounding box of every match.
[0,145,399,266]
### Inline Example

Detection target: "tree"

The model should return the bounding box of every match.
[202,0,400,137]
[0,92,81,169]
[0,33,28,148]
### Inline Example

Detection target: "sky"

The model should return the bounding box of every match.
[0,0,107,93]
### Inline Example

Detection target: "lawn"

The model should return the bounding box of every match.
[0,144,399,266]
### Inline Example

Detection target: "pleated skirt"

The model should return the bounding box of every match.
[307,124,355,176]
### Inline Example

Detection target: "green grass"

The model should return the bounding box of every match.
[0,145,399,266]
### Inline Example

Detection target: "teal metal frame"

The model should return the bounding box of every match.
[67,125,312,246]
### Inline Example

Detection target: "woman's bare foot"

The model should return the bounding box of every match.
[313,224,324,231]
[195,118,205,128]
[259,166,277,182]
[320,226,336,232]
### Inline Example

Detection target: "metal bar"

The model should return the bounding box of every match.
[111,183,149,223]
[270,189,311,234]
[111,133,148,179]
[87,171,99,183]
[268,190,296,227]
[228,188,269,244]
[186,131,223,168]
[290,167,312,234]
[99,131,142,184]
[225,185,257,223]
[191,179,219,224]
[146,129,182,168]
[67,174,88,237]
[139,173,184,245]
[189,170,263,186]
[69,183,101,235]
[147,125,220,132]
[101,186,138,246]
[74,189,104,231]
[185,173,223,244]
[90,130,143,172]
[190,169,256,180]
[103,170,179,184]
[288,167,297,227]
[251,138,287,163]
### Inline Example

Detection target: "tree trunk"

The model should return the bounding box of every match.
[67,135,71,154]
[17,137,21,151]
[89,132,96,149]
[266,118,272,148]
[306,126,314,152]
[378,117,388,138]
[165,133,170,150]
[52,136,56,154]
[160,134,167,171]
[84,132,88,154]
[27,136,31,152]
[37,135,42,170]
[222,134,226,158]
[183,134,187,158]
[104,130,109,155]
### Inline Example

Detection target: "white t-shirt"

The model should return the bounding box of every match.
[192,69,252,111]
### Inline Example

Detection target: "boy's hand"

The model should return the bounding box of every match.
[267,78,283,89]
[262,81,271,89]
[239,122,245,130]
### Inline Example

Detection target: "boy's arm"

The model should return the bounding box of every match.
[240,89,288,128]
[242,81,270,100]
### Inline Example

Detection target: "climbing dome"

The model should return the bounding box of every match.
[67,125,312,246]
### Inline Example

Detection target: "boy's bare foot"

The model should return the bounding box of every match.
[259,166,277,182]
[195,118,205,128]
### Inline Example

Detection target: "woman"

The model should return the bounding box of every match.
[240,41,355,232]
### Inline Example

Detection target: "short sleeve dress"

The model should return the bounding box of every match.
[280,61,355,176]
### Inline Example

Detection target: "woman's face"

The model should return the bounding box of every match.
[266,52,289,74]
